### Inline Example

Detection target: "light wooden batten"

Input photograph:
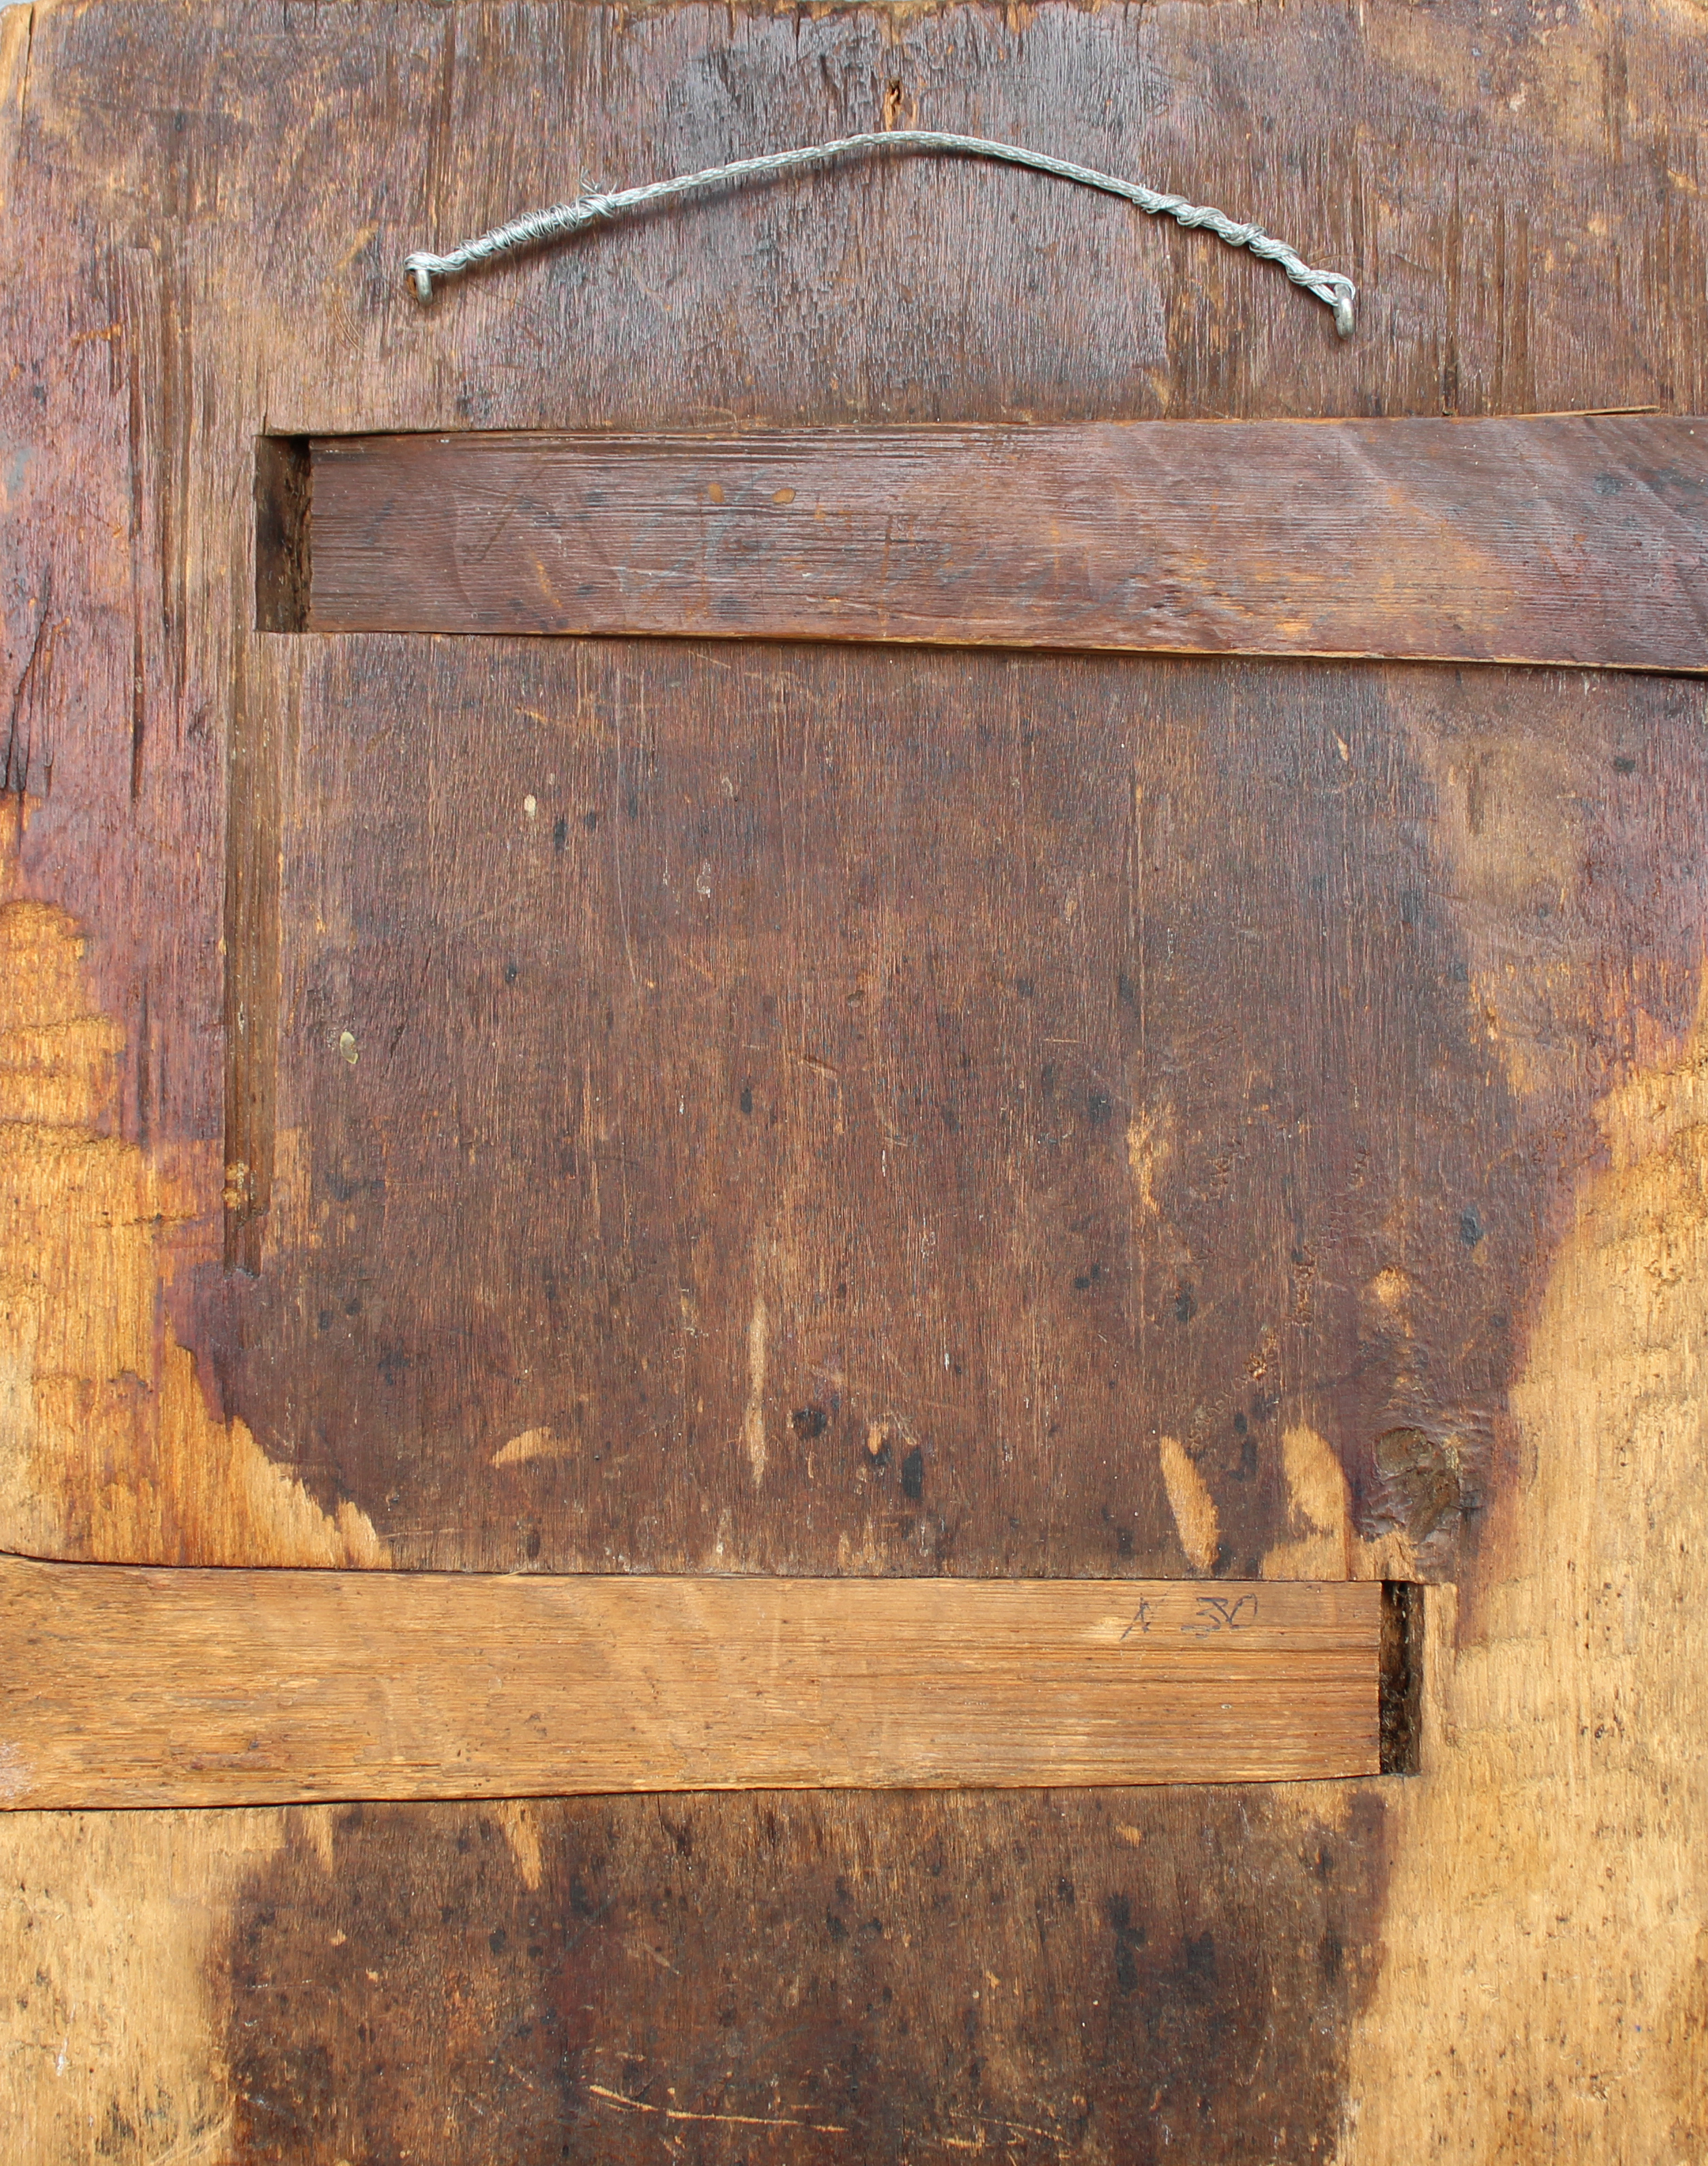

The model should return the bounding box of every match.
[0,1557,1396,1808]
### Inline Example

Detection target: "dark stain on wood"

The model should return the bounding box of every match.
[219,1786,1389,2163]
[223,1806,586,2163]
[206,645,1708,1580]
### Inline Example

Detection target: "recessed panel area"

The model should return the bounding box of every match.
[208,640,1708,1576]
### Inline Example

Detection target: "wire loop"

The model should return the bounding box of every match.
[402,130,1357,336]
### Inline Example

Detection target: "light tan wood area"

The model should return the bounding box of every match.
[0,1560,1378,1807]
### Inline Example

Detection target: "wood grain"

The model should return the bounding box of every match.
[0,1559,1377,1808]
[303,419,1708,670]
[5,0,1708,2156]
[220,644,1708,1583]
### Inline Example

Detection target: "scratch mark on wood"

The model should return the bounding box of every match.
[1,567,52,801]
[742,1291,769,1490]
[586,2082,851,2133]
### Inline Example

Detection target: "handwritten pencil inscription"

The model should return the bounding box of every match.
[1119,1592,1261,1643]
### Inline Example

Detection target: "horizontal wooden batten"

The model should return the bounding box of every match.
[283,417,1708,670]
[0,1558,1387,1808]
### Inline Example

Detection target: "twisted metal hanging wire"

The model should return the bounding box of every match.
[403,130,1357,336]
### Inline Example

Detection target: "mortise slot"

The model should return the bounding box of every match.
[1379,1581,1426,1776]
[228,437,301,1271]
[254,435,311,633]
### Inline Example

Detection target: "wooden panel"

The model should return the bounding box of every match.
[302,418,1708,670]
[212,646,1708,1581]
[5,1,1708,2159]
[2,1785,1397,2166]
[0,1559,1380,1806]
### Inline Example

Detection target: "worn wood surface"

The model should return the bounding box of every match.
[0,1562,1379,1806]
[3,0,1707,2159]
[304,418,1708,669]
[5,1785,1399,2164]
[0,0,1701,1592]
[217,643,1708,1580]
